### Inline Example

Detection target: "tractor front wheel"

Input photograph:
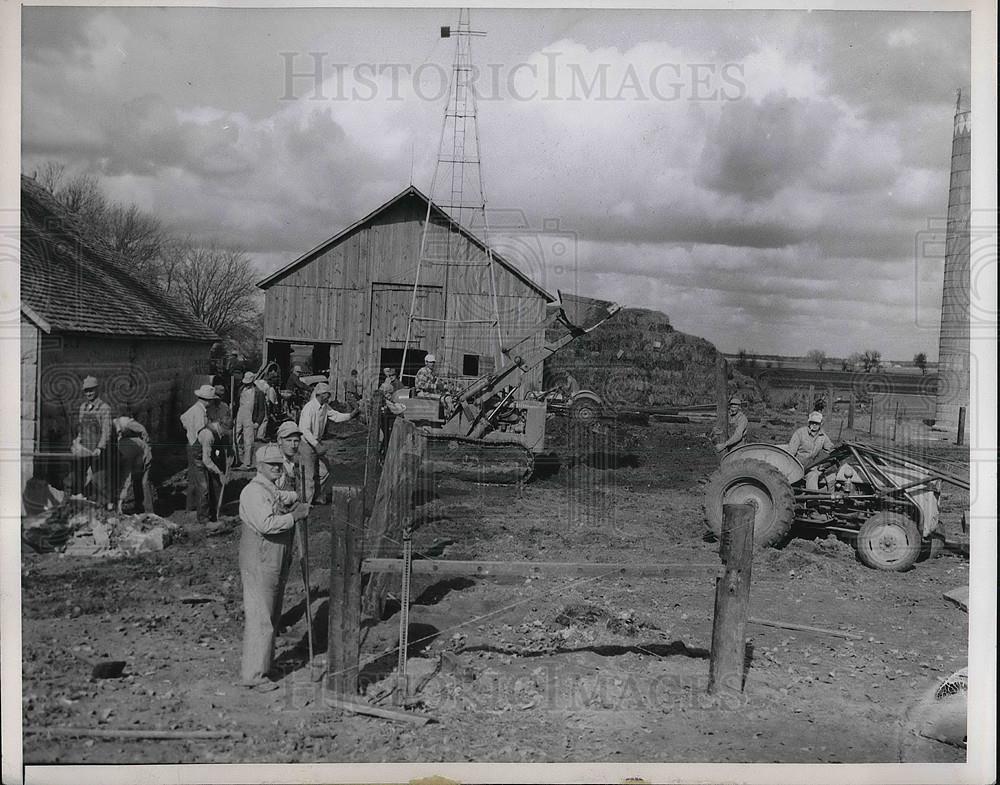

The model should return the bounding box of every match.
[856,512,921,571]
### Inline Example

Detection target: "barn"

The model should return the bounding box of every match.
[20,175,218,489]
[257,186,555,397]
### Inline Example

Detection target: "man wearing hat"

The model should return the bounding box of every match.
[414,354,442,397]
[180,384,221,523]
[787,410,836,490]
[297,381,359,504]
[238,443,309,691]
[715,395,750,454]
[274,420,303,491]
[235,371,267,468]
[72,375,113,504]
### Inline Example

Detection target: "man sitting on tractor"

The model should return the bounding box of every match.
[414,354,442,398]
[787,410,836,490]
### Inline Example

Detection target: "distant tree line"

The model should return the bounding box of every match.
[29,162,263,355]
[735,348,932,374]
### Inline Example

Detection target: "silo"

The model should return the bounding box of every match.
[934,91,971,437]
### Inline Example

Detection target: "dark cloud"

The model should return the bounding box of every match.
[698,93,839,201]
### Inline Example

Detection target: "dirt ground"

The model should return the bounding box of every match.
[20,413,970,765]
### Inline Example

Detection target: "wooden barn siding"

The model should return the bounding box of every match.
[264,193,548,392]
[35,336,213,482]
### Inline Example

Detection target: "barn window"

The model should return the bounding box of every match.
[463,354,480,376]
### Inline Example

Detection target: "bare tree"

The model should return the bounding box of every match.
[103,203,165,278]
[913,352,928,375]
[170,241,262,338]
[862,349,882,373]
[806,349,828,370]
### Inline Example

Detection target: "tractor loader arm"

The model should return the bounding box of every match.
[454,292,621,411]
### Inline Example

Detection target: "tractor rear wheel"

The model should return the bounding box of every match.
[704,459,795,548]
[856,512,921,571]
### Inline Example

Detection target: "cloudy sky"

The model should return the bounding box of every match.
[18,5,973,359]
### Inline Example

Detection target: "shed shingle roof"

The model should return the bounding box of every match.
[20,175,218,343]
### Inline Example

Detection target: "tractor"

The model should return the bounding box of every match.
[704,441,969,571]
[390,292,621,482]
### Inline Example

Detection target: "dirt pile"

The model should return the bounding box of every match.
[758,535,857,575]
[543,306,720,407]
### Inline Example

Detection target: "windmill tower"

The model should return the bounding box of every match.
[400,9,504,381]
[934,90,971,438]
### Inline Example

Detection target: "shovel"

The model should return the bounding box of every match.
[295,464,318,680]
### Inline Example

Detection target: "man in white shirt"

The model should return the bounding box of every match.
[180,384,219,520]
[297,381,359,503]
[238,444,309,690]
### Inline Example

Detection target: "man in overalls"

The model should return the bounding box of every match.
[180,384,220,525]
[72,375,112,506]
[238,443,309,691]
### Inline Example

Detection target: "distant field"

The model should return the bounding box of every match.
[744,366,939,398]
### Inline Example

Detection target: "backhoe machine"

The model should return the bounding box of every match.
[392,292,621,483]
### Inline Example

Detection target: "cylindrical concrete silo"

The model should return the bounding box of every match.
[934,91,971,436]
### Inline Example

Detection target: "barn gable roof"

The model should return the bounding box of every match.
[20,175,218,343]
[257,185,555,302]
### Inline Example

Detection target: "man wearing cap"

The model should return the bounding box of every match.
[180,385,220,523]
[238,443,309,691]
[211,380,235,472]
[414,354,442,397]
[715,395,750,454]
[112,415,155,514]
[787,411,836,490]
[297,381,359,504]
[378,367,399,403]
[235,371,267,467]
[274,421,302,491]
[72,375,113,504]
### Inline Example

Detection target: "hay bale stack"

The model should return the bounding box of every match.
[543,306,720,408]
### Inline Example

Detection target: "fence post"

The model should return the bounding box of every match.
[891,402,900,442]
[328,486,363,697]
[715,356,729,439]
[848,389,855,430]
[827,384,835,413]
[869,396,876,434]
[708,503,754,696]
[807,384,815,410]
[363,397,382,516]
[956,406,966,446]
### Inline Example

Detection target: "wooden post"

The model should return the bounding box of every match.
[328,486,363,697]
[847,389,855,430]
[827,385,835,413]
[807,384,815,410]
[715,356,729,439]
[956,407,966,446]
[869,395,876,434]
[362,397,382,516]
[708,503,754,695]
[891,401,900,442]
